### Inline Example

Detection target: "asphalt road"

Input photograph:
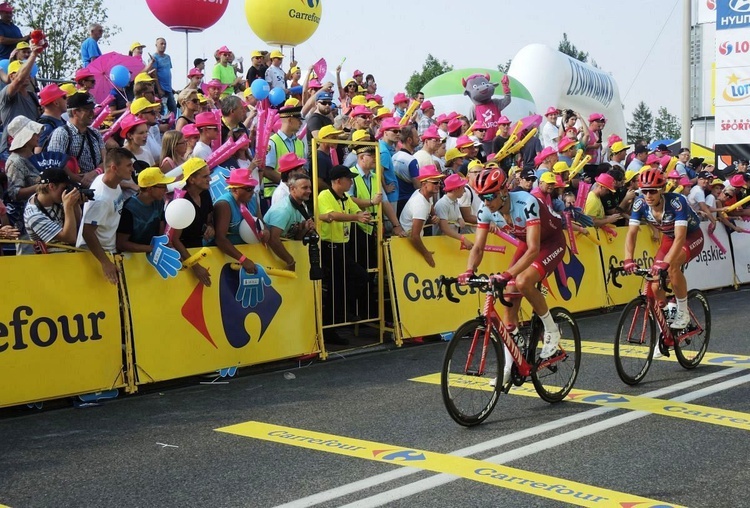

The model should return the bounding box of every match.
[2,288,750,508]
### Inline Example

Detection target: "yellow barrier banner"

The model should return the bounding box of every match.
[123,243,318,383]
[0,253,125,408]
[387,228,607,338]
[599,225,659,306]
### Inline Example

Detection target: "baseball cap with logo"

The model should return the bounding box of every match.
[130,97,160,115]
[67,92,96,109]
[39,168,71,185]
[539,172,557,184]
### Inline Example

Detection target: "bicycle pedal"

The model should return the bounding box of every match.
[502,382,512,394]
[658,341,670,357]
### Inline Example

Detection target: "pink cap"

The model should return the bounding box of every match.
[608,134,623,145]
[730,174,747,188]
[589,113,606,122]
[646,154,661,166]
[378,117,402,132]
[678,176,692,187]
[497,115,511,125]
[435,113,448,125]
[75,68,95,81]
[182,124,199,138]
[195,111,218,129]
[187,67,204,78]
[216,45,231,54]
[417,165,446,181]
[659,155,673,170]
[455,135,474,149]
[447,118,463,134]
[443,173,468,192]
[558,137,577,152]
[595,173,616,192]
[446,111,460,122]
[0,2,12,13]
[277,153,307,173]
[471,119,488,130]
[308,78,322,89]
[393,92,409,105]
[420,100,434,111]
[421,125,441,141]
[350,105,373,117]
[371,94,383,104]
[533,146,557,166]
[201,79,228,96]
[120,115,147,138]
[545,106,558,116]
[225,168,259,188]
[353,69,364,77]
[38,84,67,107]
[667,170,681,179]
[554,175,566,188]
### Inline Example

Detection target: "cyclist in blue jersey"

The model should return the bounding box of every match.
[624,168,704,330]
[459,169,567,384]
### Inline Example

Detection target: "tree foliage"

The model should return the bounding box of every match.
[405,54,452,97]
[626,101,654,144]
[13,0,119,80]
[558,33,589,63]
[653,107,681,140]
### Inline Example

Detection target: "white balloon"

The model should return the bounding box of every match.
[239,219,261,244]
[165,198,196,230]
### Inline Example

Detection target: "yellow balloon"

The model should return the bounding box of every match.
[245,0,323,47]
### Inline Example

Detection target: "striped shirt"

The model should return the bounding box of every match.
[24,196,68,253]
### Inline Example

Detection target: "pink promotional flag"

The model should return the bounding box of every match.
[313,58,327,80]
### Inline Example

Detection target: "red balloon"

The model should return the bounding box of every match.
[145,0,229,32]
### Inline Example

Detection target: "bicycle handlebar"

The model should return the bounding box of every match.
[437,275,512,307]
[609,266,668,290]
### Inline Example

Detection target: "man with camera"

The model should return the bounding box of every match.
[318,165,372,342]
[264,173,316,272]
[23,167,83,253]
[76,147,134,284]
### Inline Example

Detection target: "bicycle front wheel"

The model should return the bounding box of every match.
[441,319,503,427]
[674,289,711,369]
[530,308,581,403]
[614,296,655,385]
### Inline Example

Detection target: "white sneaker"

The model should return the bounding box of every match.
[489,369,512,388]
[540,329,561,359]
[670,310,690,329]
[652,343,663,359]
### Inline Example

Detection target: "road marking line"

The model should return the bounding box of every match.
[574,340,750,368]
[269,368,740,508]
[412,372,750,432]
[341,370,750,508]
[216,420,682,508]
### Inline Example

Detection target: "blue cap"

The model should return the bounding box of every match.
[317,91,333,102]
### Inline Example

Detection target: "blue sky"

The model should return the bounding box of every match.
[96,0,686,122]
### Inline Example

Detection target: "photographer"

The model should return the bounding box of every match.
[264,173,316,271]
[318,165,372,342]
[24,167,83,253]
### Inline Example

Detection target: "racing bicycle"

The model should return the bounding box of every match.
[609,267,711,385]
[436,275,581,427]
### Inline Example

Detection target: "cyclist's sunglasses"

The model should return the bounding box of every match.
[479,193,498,202]
[641,188,660,195]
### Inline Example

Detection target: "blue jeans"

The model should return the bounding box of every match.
[162,90,177,115]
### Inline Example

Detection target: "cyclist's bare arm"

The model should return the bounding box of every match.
[467,225,489,271]
[624,224,639,260]
[507,223,540,277]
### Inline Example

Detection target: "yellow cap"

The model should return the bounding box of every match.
[375,107,392,119]
[318,125,343,139]
[251,50,264,58]
[138,167,176,188]
[539,172,557,184]
[624,170,638,183]
[344,78,356,88]
[445,148,464,163]
[553,161,571,174]
[467,159,484,172]
[15,41,30,50]
[270,50,284,59]
[182,157,208,181]
[366,100,379,109]
[350,95,367,106]
[130,97,161,115]
[60,83,77,97]
[283,97,300,107]
[352,129,371,143]
[7,60,22,75]
[290,66,300,75]
[711,178,724,187]
[243,87,253,98]
[134,72,154,83]
[485,161,500,169]
[129,41,146,53]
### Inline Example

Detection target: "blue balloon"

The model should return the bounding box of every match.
[109,64,130,88]
[30,63,38,78]
[289,85,303,95]
[250,78,270,101]
[0,59,9,73]
[268,86,286,106]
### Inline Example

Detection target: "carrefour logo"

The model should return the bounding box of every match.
[722,73,750,102]
[719,40,750,55]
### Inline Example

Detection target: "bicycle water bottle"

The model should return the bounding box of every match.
[508,325,525,349]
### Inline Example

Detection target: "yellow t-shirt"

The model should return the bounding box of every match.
[318,189,361,243]
[584,191,604,219]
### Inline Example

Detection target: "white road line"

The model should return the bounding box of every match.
[339,369,750,508]
[273,368,741,508]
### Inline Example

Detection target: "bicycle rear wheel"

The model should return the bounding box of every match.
[530,308,581,403]
[441,319,503,426]
[614,296,655,385]
[674,289,711,369]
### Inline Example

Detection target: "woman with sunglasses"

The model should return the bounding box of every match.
[459,167,567,384]
[623,168,704,331]
[175,88,200,132]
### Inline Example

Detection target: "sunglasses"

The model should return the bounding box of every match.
[479,193,498,202]
[723,191,734,197]
[141,110,158,116]
[318,101,331,106]
[425,179,442,185]
[240,186,255,192]
[189,98,200,104]
[641,189,660,195]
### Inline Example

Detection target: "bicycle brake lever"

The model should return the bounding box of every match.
[445,281,460,304]
[610,267,622,289]
[495,280,513,307]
